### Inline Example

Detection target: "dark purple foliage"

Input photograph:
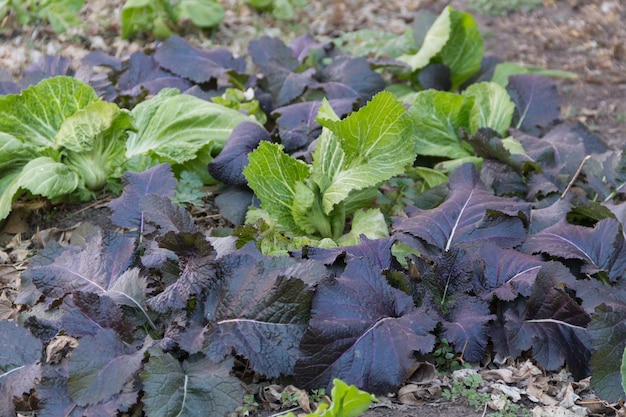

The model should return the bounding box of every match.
[294,258,437,393]
[587,294,626,402]
[393,163,530,258]
[109,163,177,231]
[496,262,591,380]
[507,74,560,135]
[204,253,318,377]
[208,121,271,185]
[0,322,42,417]
[272,98,356,152]
[154,35,246,83]
[524,218,626,282]
[441,298,494,362]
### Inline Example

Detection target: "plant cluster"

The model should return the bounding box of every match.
[0,0,84,34]
[1,0,307,37]
[2,4,626,417]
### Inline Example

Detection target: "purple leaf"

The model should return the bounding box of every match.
[36,363,138,417]
[141,352,242,416]
[60,292,134,340]
[393,163,530,258]
[208,121,271,185]
[0,322,42,417]
[320,56,385,101]
[499,262,591,380]
[204,253,318,377]
[524,218,626,282]
[507,74,560,135]
[214,185,254,226]
[273,98,356,152]
[277,67,316,106]
[67,329,147,407]
[109,163,177,230]
[141,194,198,234]
[21,55,73,88]
[587,295,626,402]
[295,235,397,271]
[294,258,437,393]
[248,36,300,102]
[147,232,217,313]
[25,231,139,306]
[442,297,494,362]
[289,33,329,62]
[82,50,123,71]
[154,35,245,83]
[477,243,543,300]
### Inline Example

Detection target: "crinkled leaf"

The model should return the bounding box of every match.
[126,89,252,168]
[0,76,98,149]
[20,55,73,88]
[60,292,134,340]
[54,101,128,153]
[204,253,316,377]
[294,257,437,393]
[141,351,242,417]
[154,35,244,84]
[588,298,626,402]
[109,163,177,230]
[243,141,311,232]
[524,219,626,282]
[208,121,270,185]
[500,262,591,380]
[36,363,138,417]
[141,194,198,235]
[409,89,473,158]
[507,74,560,135]
[393,163,530,257]
[23,231,146,310]
[67,329,147,407]
[147,231,217,313]
[295,235,397,271]
[442,297,494,362]
[314,91,414,214]
[0,322,42,417]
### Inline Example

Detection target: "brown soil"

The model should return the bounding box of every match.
[1,1,624,416]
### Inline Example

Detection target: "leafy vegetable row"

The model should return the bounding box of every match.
[2,5,626,417]
[0,0,305,38]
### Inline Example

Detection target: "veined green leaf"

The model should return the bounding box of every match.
[397,6,451,70]
[0,76,99,150]
[409,89,473,158]
[244,141,311,232]
[0,157,79,221]
[463,82,515,136]
[0,132,37,171]
[126,89,252,172]
[440,8,483,90]
[315,91,414,214]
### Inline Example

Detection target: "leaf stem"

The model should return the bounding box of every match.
[561,155,591,199]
